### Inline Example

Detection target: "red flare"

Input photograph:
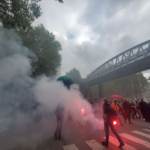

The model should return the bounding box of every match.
[113,121,117,125]
[81,108,85,115]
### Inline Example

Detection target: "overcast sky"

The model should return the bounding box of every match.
[33,0,150,78]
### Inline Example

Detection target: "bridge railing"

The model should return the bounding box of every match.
[87,40,150,81]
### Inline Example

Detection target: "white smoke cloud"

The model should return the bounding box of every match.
[0,54,31,86]
[0,29,104,149]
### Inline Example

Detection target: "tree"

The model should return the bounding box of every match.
[18,24,62,76]
[66,68,82,85]
[102,73,148,100]
[0,0,42,30]
[143,82,150,101]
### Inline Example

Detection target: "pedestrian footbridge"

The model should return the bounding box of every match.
[86,40,150,86]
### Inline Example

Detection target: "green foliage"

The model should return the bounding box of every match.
[66,68,82,85]
[143,82,150,100]
[17,24,62,76]
[102,73,148,99]
[0,0,42,30]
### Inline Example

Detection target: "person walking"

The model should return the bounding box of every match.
[130,101,137,120]
[120,100,126,121]
[54,76,73,140]
[135,100,141,119]
[54,102,65,140]
[117,101,122,114]
[122,99,132,124]
[139,98,150,122]
[111,99,123,126]
[102,99,124,148]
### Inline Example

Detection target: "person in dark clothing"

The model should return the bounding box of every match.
[54,76,73,140]
[102,99,124,148]
[130,102,137,119]
[148,102,150,108]
[135,100,141,119]
[120,100,126,120]
[54,102,65,140]
[122,99,132,124]
[139,98,150,122]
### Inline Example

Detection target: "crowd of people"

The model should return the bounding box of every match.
[88,97,150,125]
[102,98,124,148]
[110,98,150,124]
[101,97,150,148]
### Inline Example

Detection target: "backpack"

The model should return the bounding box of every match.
[107,106,117,119]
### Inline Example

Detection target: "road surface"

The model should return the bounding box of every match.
[0,113,150,150]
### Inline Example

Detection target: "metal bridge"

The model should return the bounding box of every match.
[83,40,150,99]
[86,40,150,85]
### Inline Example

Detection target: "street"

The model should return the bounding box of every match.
[0,112,150,150]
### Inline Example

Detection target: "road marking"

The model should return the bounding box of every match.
[120,133,150,148]
[85,139,105,150]
[103,136,136,150]
[132,131,150,138]
[63,144,79,150]
[142,129,150,132]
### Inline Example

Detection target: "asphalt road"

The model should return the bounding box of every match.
[0,112,150,150]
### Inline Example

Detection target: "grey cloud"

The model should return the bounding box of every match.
[67,32,75,39]
[34,0,150,78]
[79,0,133,26]
[64,41,110,76]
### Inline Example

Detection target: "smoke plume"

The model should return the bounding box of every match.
[0,29,104,149]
